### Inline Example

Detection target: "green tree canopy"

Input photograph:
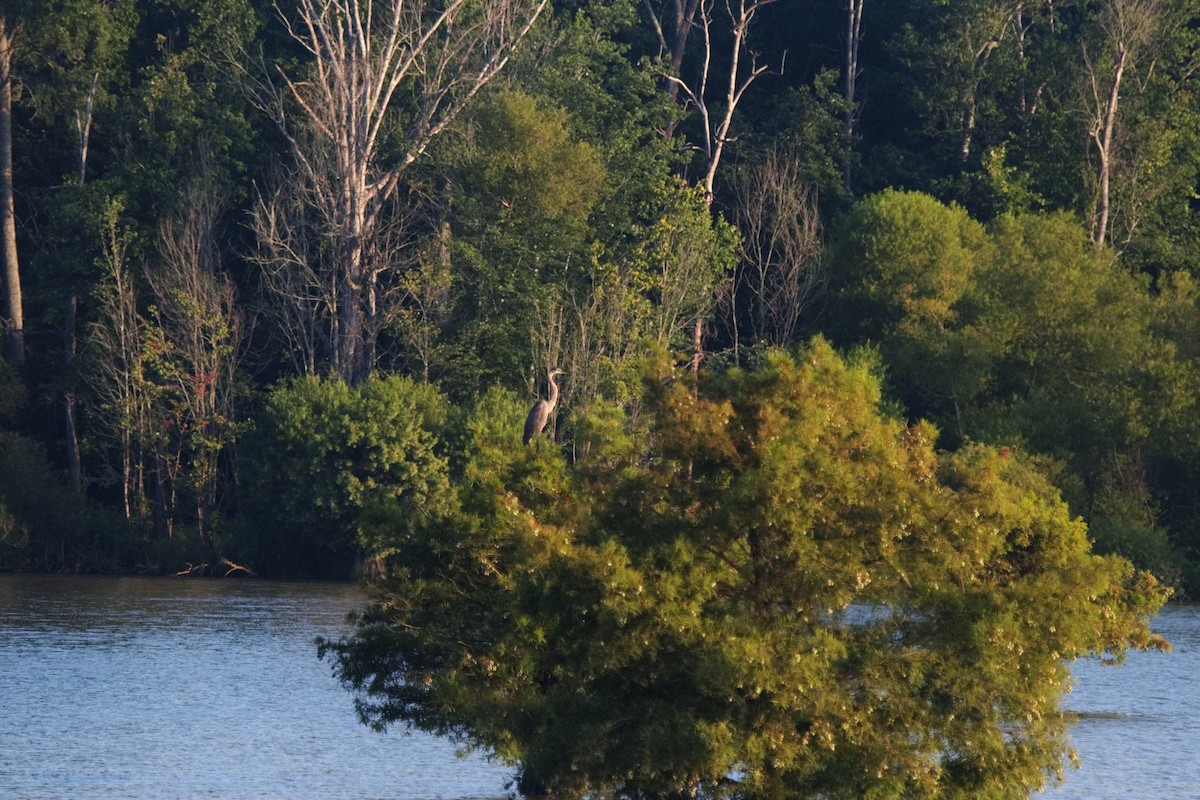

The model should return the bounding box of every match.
[237,374,454,578]
[826,188,993,418]
[322,341,1166,799]
[439,88,608,395]
[827,193,1165,455]
[825,193,1194,578]
[964,212,1158,458]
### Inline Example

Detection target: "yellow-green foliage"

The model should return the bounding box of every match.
[325,341,1167,800]
[832,189,989,337]
[472,90,606,232]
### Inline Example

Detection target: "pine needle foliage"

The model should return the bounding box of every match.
[322,340,1167,800]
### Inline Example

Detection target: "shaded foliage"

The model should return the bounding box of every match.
[827,190,1200,591]
[236,374,454,578]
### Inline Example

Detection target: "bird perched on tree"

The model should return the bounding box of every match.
[524,368,564,445]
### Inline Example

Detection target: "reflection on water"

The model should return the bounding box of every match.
[1,576,1196,799]
[0,575,513,800]
[1043,602,1199,800]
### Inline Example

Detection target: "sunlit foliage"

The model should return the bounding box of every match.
[323,342,1167,799]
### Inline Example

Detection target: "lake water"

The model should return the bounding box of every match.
[0,575,514,800]
[0,575,1194,799]
[1042,601,1200,800]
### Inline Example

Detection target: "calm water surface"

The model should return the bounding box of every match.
[1,575,1195,799]
[0,575,513,799]
[1042,602,1200,799]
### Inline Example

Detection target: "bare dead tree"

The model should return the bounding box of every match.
[843,0,865,193]
[1083,0,1160,248]
[251,157,420,378]
[655,0,776,380]
[248,0,549,384]
[661,0,780,204]
[249,167,332,377]
[146,180,245,546]
[729,149,824,349]
[88,202,153,522]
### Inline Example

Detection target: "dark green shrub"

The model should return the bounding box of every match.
[0,432,133,572]
[1090,517,1186,591]
[235,375,454,578]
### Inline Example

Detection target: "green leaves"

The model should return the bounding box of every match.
[827,193,1188,558]
[239,374,454,577]
[470,91,606,234]
[324,342,1167,799]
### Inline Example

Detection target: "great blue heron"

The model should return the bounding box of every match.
[523,368,564,445]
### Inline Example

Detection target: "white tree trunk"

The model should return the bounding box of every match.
[1094,47,1127,248]
[253,0,548,383]
[844,0,864,193]
[0,17,23,364]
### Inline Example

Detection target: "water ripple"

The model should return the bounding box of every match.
[0,575,513,800]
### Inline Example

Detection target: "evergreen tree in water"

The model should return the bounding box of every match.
[322,341,1167,800]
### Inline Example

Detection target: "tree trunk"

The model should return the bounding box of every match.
[62,75,98,494]
[76,73,97,185]
[844,0,864,194]
[1086,0,1158,247]
[1095,47,1127,248]
[668,0,702,104]
[64,295,82,494]
[121,428,133,518]
[644,0,703,124]
[0,17,23,364]
[687,314,703,482]
[961,91,977,163]
[338,252,367,385]
[153,452,172,539]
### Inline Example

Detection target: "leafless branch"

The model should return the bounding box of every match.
[729,148,824,346]
[659,0,780,202]
[247,0,548,381]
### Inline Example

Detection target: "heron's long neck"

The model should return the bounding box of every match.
[547,375,560,407]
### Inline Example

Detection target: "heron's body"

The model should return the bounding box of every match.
[524,368,564,444]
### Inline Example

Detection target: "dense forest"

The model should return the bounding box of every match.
[0,0,1198,596]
